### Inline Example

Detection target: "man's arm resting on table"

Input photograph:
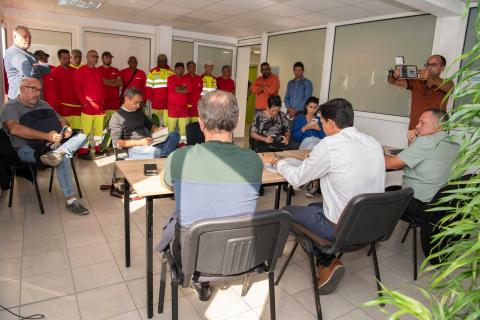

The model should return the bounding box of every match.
[385,154,406,170]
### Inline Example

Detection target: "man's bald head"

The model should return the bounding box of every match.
[86,50,99,67]
[157,54,168,68]
[13,25,31,50]
[19,77,42,107]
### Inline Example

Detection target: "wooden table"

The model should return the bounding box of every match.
[116,151,301,318]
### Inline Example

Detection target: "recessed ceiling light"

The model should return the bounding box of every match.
[253,50,261,54]
[58,0,102,9]
[223,51,231,54]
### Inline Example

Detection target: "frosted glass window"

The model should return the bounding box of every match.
[197,45,233,78]
[84,31,151,73]
[267,29,326,99]
[29,29,72,66]
[171,40,193,65]
[329,15,436,117]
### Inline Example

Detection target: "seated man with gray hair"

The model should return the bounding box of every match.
[156,90,264,300]
[1,77,89,215]
[109,87,180,159]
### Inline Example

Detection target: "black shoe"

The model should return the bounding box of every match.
[193,282,211,301]
[78,153,93,160]
[66,200,89,215]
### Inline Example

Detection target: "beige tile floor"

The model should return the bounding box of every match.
[0,154,428,320]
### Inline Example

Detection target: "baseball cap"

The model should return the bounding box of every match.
[34,50,50,58]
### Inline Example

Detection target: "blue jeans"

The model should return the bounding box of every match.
[16,133,87,198]
[283,204,336,242]
[127,132,180,159]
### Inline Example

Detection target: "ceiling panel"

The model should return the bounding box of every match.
[284,0,346,11]
[201,3,250,15]
[356,1,415,14]
[320,5,376,20]
[4,0,425,39]
[219,0,276,10]
[146,3,192,15]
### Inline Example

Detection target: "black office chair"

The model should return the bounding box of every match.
[9,158,84,215]
[48,158,82,198]
[185,122,205,145]
[400,175,473,280]
[158,210,292,320]
[275,188,413,320]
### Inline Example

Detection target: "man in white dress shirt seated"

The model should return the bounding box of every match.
[273,98,385,295]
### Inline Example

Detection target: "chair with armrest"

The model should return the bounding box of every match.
[158,209,292,320]
[185,121,205,145]
[275,188,414,320]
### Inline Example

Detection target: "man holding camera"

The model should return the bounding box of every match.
[387,55,454,142]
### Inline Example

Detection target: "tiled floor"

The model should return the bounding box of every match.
[0,154,428,320]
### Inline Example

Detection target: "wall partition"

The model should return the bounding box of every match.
[329,14,437,117]
[267,28,326,99]
[29,28,72,66]
[171,40,193,66]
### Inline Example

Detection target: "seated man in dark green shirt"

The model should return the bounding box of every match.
[156,90,263,300]
[108,87,179,159]
[385,108,459,242]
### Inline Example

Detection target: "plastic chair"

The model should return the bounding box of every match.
[275,188,414,320]
[158,210,292,320]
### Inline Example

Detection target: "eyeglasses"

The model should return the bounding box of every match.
[424,63,439,68]
[22,86,41,93]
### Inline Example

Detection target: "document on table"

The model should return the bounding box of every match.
[264,157,303,173]
[151,128,169,145]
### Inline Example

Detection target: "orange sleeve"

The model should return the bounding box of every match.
[264,76,280,96]
[251,78,260,94]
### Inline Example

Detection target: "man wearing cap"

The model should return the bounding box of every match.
[50,49,82,130]
[201,61,217,96]
[216,65,235,94]
[145,54,174,127]
[70,49,82,69]
[119,56,146,102]
[4,25,50,100]
[34,50,56,103]
[74,49,105,160]
[185,61,203,123]
[99,51,122,120]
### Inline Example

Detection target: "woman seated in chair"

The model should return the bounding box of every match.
[291,96,325,197]
[250,95,291,153]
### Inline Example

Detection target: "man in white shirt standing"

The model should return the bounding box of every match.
[273,98,385,294]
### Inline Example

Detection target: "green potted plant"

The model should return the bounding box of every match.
[365,4,480,319]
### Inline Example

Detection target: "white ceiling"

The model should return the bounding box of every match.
[4,0,418,38]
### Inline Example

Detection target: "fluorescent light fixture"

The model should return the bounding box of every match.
[223,50,231,54]
[58,0,102,9]
[253,50,261,54]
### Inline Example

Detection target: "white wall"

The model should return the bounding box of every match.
[234,46,251,138]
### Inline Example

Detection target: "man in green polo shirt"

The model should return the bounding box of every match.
[385,108,459,222]
[156,90,263,301]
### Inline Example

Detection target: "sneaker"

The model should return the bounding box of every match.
[66,200,89,215]
[77,153,93,160]
[40,151,63,167]
[192,282,211,301]
[305,186,319,198]
[316,258,345,295]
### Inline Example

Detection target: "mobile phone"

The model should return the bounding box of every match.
[144,163,158,176]
[311,118,318,124]
[395,56,404,66]
[60,126,68,136]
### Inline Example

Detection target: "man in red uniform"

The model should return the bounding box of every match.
[167,62,191,137]
[70,49,82,69]
[50,49,82,130]
[216,65,235,94]
[34,50,56,106]
[119,56,146,101]
[74,49,105,160]
[145,53,174,127]
[185,61,202,123]
[99,51,122,121]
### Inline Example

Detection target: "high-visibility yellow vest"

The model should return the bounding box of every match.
[146,67,174,89]
[201,75,217,95]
